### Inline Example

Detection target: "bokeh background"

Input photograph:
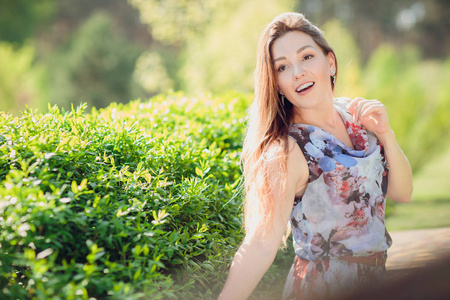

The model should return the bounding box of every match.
[1,0,449,228]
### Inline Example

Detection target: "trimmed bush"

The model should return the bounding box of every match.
[0,92,250,299]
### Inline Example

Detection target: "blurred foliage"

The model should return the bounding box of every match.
[133,51,174,95]
[129,0,217,46]
[0,0,152,113]
[300,0,450,60]
[1,0,449,112]
[362,45,450,172]
[47,12,145,110]
[0,42,48,114]
[320,18,450,174]
[322,19,365,98]
[130,0,297,94]
[0,0,56,45]
[0,92,250,299]
[181,0,296,93]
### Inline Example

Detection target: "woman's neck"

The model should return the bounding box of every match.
[292,97,341,130]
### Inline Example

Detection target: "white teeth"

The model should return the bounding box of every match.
[296,82,314,92]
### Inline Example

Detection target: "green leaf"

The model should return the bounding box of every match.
[195,167,203,177]
[134,245,142,256]
[190,233,204,240]
[202,262,214,272]
[171,258,184,265]
[71,180,79,194]
[79,178,88,192]
[168,231,180,243]
[133,269,141,280]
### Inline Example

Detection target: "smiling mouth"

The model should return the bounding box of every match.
[296,82,314,93]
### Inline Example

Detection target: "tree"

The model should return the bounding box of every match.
[130,0,297,94]
[297,0,450,61]
[47,12,144,109]
[0,0,56,45]
[0,42,47,113]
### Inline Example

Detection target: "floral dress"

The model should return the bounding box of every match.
[281,98,392,300]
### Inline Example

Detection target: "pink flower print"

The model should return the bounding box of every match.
[345,121,369,151]
[345,203,369,228]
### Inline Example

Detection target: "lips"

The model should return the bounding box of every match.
[296,82,315,94]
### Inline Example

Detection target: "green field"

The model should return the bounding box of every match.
[386,145,450,231]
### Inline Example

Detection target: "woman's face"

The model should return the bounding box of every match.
[271,30,335,113]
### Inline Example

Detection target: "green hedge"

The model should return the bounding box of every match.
[0,92,250,299]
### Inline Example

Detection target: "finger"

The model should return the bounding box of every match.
[349,98,380,110]
[358,101,379,116]
[348,99,368,124]
[354,100,373,123]
[347,97,365,114]
[360,103,385,119]
[359,104,387,124]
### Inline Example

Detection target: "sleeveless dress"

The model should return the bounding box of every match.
[281,98,392,300]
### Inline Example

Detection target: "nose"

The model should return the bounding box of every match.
[293,63,305,80]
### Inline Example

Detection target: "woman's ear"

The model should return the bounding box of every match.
[327,52,336,72]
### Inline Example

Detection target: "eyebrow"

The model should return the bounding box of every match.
[273,45,314,64]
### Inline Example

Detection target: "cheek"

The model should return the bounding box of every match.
[306,59,328,77]
[276,72,291,89]
[317,61,331,78]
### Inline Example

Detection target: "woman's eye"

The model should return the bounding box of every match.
[304,54,314,60]
[277,65,288,72]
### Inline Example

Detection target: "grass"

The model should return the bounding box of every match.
[386,199,450,231]
[386,145,450,231]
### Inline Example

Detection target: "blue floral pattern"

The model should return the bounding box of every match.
[282,98,391,300]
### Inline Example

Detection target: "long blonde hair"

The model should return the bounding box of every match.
[241,12,338,244]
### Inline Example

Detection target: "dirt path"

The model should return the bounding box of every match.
[386,227,450,279]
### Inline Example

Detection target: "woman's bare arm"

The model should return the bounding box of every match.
[377,129,413,202]
[217,138,308,300]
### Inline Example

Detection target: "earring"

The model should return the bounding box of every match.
[279,93,287,121]
[280,93,285,106]
[331,69,336,85]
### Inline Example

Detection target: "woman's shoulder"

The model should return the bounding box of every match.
[264,137,307,172]
[286,136,308,171]
[286,136,309,194]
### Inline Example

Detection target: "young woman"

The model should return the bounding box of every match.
[217,12,412,300]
